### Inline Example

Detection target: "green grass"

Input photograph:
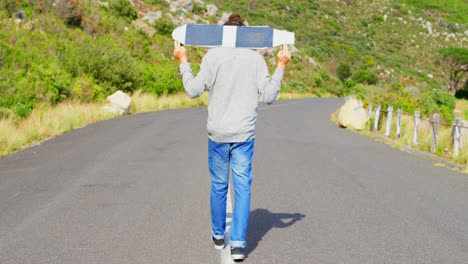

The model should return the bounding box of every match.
[400,0,468,23]
[456,99,468,120]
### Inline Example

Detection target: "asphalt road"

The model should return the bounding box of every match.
[1,98,468,264]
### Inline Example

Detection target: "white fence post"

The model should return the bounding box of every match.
[452,117,462,157]
[396,109,402,138]
[431,113,439,153]
[374,105,381,131]
[413,111,420,145]
[367,103,373,123]
[385,106,393,136]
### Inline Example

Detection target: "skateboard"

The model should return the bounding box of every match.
[172,24,294,49]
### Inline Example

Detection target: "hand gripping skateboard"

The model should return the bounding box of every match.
[172,24,294,49]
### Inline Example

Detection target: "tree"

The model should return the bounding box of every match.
[440,47,468,95]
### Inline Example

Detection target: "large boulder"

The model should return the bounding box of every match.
[131,19,156,37]
[206,4,218,16]
[338,98,368,130]
[105,91,132,115]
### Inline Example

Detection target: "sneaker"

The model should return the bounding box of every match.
[212,236,225,250]
[230,247,245,261]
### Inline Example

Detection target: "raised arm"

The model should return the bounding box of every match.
[174,40,211,98]
[257,44,291,104]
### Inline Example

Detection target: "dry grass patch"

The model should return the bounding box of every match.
[1,90,322,157]
[0,102,115,157]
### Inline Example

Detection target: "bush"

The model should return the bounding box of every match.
[153,18,176,36]
[71,75,106,102]
[352,69,378,84]
[420,89,455,122]
[372,14,384,23]
[431,89,455,112]
[109,0,138,22]
[336,62,351,81]
[141,63,184,95]
[312,75,323,87]
[57,37,143,94]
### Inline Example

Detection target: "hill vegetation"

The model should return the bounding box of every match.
[0,0,467,124]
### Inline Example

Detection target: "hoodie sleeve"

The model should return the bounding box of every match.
[256,56,284,104]
[179,56,211,99]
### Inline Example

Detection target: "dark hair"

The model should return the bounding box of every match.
[224,14,245,26]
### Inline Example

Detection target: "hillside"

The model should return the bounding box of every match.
[1,0,467,122]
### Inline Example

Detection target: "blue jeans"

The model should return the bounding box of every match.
[209,138,255,249]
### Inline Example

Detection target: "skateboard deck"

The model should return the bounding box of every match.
[172,24,294,49]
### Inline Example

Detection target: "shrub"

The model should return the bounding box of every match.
[57,37,143,94]
[420,89,455,122]
[431,89,456,112]
[71,75,106,102]
[141,63,184,95]
[372,14,384,23]
[193,2,205,14]
[312,75,323,87]
[352,69,378,85]
[109,0,138,22]
[336,62,351,81]
[153,18,176,36]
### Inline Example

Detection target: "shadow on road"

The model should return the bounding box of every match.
[245,209,305,256]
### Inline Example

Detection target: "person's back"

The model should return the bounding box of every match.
[200,47,281,142]
[173,14,290,261]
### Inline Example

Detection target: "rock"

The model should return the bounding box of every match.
[192,14,201,22]
[16,9,25,20]
[426,21,432,34]
[56,0,83,25]
[338,98,368,130]
[142,11,162,24]
[258,47,278,57]
[98,1,109,8]
[166,13,179,25]
[268,57,276,65]
[105,91,132,115]
[307,57,317,66]
[288,44,298,53]
[194,0,204,4]
[170,0,194,13]
[217,12,231,25]
[206,4,218,16]
[131,19,156,37]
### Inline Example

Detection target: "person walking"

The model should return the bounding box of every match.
[173,14,291,261]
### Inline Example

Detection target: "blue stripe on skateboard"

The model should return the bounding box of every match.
[236,27,273,48]
[185,24,223,46]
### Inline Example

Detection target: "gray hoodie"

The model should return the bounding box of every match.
[179,47,284,143]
